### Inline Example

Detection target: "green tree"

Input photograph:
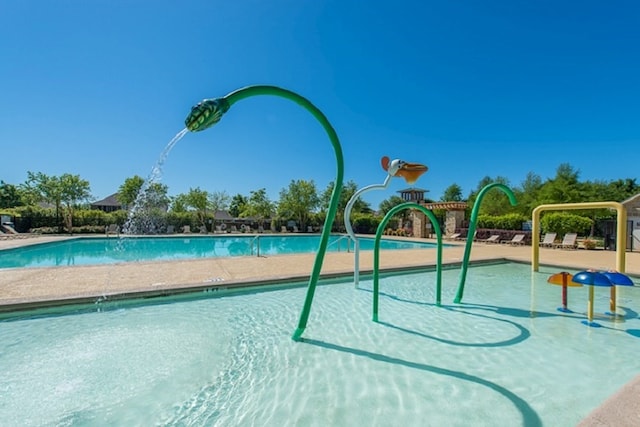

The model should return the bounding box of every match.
[184,187,210,229]
[321,180,370,231]
[441,183,463,202]
[513,172,543,216]
[229,194,247,218]
[538,163,582,204]
[59,174,92,232]
[278,179,319,230]
[117,176,145,208]
[117,176,169,211]
[467,176,515,216]
[170,193,189,213]
[23,172,91,233]
[540,212,593,236]
[209,190,231,228]
[0,180,23,208]
[608,178,640,200]
[241,188,273,226]
[378,195,409,228]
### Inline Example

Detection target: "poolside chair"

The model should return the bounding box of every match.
[182,225,191,234]
[106,224,120,237]
[0,228,30,240]
[307,225,314,233]
[457,230,477,241]
[554,233,578,249]
[281,226,288,233]
[199,225,207,234]
[446,233,461,240]
[166,225,175,234]
[230,225,238,233]
[539,232,557,247]
[481,234,501,244]
[293,225,300,233]
[504,234,526,245]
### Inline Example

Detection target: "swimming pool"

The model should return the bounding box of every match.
[0,235,440,269]
[1,262,637,426]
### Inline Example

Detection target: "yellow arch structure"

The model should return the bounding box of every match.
[531,202,626,272]
[532,201,627,314]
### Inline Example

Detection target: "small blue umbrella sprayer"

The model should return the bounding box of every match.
[571,271,613,327]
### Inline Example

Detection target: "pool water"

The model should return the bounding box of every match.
[0,262,638,426]
[0,235,439,269]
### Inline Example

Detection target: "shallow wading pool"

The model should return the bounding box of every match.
[0,262,638,426]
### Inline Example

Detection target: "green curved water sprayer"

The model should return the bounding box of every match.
[184,85,344,341]
[372,202,443,322]
[453,183,517,303]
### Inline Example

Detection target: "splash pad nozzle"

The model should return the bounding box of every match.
[185,98,230,132]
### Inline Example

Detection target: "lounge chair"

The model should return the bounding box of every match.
[554,233,578,249]
[166,225,175,234]
[199,225,207,234]
[230,225,239,233]
[458,230,477,241]
[106,224,120,237]
[281,226,288,233]
[481,234,501,244]
[307,225,314,233]
[446,233,461,240]
[0,226,30,240]
[293,225,299,233]
[182,225,191,234]
[539,232,557,247]
[504,234,526,245]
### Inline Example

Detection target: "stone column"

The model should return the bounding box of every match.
[445,210,465,235]
[412,210,426,238]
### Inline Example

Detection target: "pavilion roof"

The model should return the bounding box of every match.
[421,201,468,210]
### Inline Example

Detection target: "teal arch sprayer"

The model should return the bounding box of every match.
[453,183,517,303]
[372,202,443,322]
[184,85,344,341]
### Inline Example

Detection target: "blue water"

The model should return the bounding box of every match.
[0,262,638,426]
[0,235,440,269]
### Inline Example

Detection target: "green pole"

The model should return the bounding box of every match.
[453,183,517,303]
[373,202,443,322]
[184,85,344,341]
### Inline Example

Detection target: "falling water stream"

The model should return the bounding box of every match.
[121,128,189,235]
[97,128,189,302]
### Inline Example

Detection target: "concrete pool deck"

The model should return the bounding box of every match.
[1,234,639,426]
[1,234,638,310]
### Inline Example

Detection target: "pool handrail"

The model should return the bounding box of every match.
[249,235,261,257]
[327,234,352,252]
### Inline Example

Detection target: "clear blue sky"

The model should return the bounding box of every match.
[1,1,639,209]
